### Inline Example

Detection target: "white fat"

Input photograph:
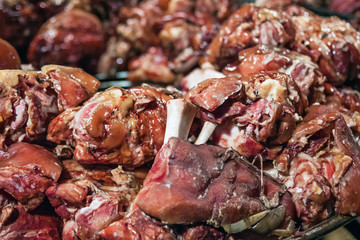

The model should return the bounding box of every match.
[258,79,286,102]
[0,70,25,87]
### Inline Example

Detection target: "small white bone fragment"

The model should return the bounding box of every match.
[195,121,218,145]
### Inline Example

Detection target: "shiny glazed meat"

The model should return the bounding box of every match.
[206,5,296,68]
[185,72,303,158]
[0,65,99,149]
[46,160,139,240]
[0,205,62,240]
[0,142,62,210]
[136,137,295,235]
[276,105,360,226]
[47,86,172,167]
[28,9,105,73]
[0,38,21,70]
[224,45,326,105]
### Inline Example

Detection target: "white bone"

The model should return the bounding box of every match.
[195,121,217,145]
[163,99,197,144]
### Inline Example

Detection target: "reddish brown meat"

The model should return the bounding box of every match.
[205,5,296,68]
[287,5,360,86]
[46,160,139,240]
[185,72,303,158]
[100,207,176,240]
[47,86,171,167]
[98,0,238,82]
[0,0,67,52]
[224,45,326,105]
[0,205,62,240]
[0,66,99,149]
[0,38,21,70]
[277,105,360,226]
[136,137,295,235]
[28,9,105,74]
[0,142,62,210]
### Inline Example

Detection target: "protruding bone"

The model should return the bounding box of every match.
[221,210,269,234]
[195,121,217,145]
[163,99,197,144]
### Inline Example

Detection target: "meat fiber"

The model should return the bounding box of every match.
[0,65,99,149]
[276,105,360,226]
[185,72,303,158]
[47,86,171,167]
[46,160,139,240]
[286,5,360,86]
[136,137,295,236]
[0,142,62,211]
[0,205,62,240]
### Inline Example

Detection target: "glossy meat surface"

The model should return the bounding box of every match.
[185,72,303,158]
[28,9,105,74]
[48,86,171,167]
[0,142,62,210]
[224,45,326,105]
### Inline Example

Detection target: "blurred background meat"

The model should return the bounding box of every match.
[0,38,21,70]
[28,9,105,74]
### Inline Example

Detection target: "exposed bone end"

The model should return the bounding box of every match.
[0,69,27,87]
[163,99,197,144]
[221,210,269,234]
[195,121,218,145]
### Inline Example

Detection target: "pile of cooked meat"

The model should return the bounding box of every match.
[1,0,360,239]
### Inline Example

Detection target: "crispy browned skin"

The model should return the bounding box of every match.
[48,86,171,167]
[0,142,62,210]
[28,9,105,74]
[0,38,21,70]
